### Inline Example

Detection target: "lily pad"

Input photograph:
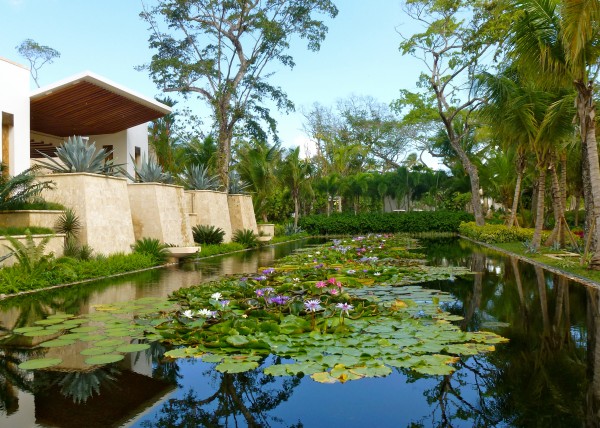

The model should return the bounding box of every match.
[95,339,125,348]
[18,358,63,370]
[84,354,125,365]
[81,347,116,356]
[13,326,46,334]
[39,339,76,348]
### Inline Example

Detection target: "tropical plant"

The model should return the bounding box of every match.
[182,164,219,191]
[280,147,313,228]
[283,223,303,236]
[228,170,251,194]
[132,237,169,264]
[127,153,173,184]
[232,229,259,248]
[192,225,225,245]
[140,0,338,189]
[2,230,52,273]
[36,136,118,175]
[54,208,81,240]
[0,164,54,211]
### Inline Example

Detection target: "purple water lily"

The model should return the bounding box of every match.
[269,295,290,305]
[304,299,323,312]
[335,302,354,315]
[262,268,276,275]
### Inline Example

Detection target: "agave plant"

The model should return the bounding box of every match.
[125,153,173,184]
[0,164,54,211]
[182,164,220,190]
[228,170,251,194]
[36,136,118,175]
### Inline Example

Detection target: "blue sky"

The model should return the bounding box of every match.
[1,0,425,157]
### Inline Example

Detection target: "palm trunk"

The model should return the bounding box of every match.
[531,166,546,251]
[293,192,300,229]
[575,81,600,269]
[508,152,525,227]
[545,158,565,247]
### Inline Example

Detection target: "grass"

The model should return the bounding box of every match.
[0,226,54,236]
[478,241,600,285]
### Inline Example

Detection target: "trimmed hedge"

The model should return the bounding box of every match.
[458,221,551,243]
[298,211,473,235]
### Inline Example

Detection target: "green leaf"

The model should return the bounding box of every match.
[226,335,249,347]
[215,361,259,373]
[19,358,63,370]
[84,354,125,365]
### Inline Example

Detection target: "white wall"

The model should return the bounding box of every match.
[0,57,30,174]
[91,124,148,178]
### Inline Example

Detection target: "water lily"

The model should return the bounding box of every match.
[315,281,327,288]
[374,272,381,276]
[304,299,323,312]
[347,269,356,274]
[198,308,217,318]
[293,277,300,282]
[262,268,275,275]
[219,300,230,307]
[329,289,339,295]
[327,277,336,285]
[182,310,195,319]
[254,275,267,281]
[269,295,290,305]
[335,302,354,316]
[211,292,222,300]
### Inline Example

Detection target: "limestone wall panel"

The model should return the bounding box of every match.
[228,194,258,235]
[186,190,233,243]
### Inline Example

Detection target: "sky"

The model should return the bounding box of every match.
[0,0,428,162]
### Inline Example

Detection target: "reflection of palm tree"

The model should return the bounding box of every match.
[56,366,120,404]
[0,347,39,415]
[141,359,301,427]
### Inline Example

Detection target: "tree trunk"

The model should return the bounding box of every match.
[545,158,565,247]
[531,166,547,251]
[463,154,485,226]
[576,195,581,227]
[293,192,300,229]
[508,152,525,228]
[575,81,600,269]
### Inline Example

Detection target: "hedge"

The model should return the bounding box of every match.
[298,211,473,235]
[458,221,551,244]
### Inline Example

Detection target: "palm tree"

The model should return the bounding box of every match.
[235,140,281,222]
[280,147,313,228]
[510,0,600,266]
[0,164,54,211]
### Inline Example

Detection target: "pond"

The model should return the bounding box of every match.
[0,237,596,427]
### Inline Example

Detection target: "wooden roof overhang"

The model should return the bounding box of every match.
[30,72,171,137]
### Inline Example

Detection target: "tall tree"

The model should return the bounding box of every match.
[140,0,338,190]
[15,39,60,88]
[509,0,600,266]
[280,146,313,228]
[397,0,511,226]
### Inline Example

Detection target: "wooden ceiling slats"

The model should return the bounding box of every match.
[30,81,164,136]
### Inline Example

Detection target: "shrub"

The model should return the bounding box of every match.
[299,211,473,235]
[0,163,54,210]
[2,229,53,273]
[232,229,259,248]
[132,238,169,264]
[182,164,220,190]
[196,242,245,257]
[192,224,226,245]
[54,208,81,239]
[458,222,551,244]
[126,153,173,184]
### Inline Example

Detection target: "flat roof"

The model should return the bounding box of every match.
[30,71,171,136]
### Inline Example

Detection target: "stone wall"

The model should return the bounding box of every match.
[0,210,63,229]
[228,194,258,235]
[41,173,136,255]
[128,183,193,246]
[0,233,65,267]
[186,190,233,243]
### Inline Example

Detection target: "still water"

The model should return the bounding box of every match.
[0,238,597,427]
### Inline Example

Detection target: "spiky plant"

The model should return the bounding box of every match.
[232,229,259,248]
[228,170,251,194]
[36,136,118,175]
[54,208,81,240]
[192,224,225,245]
[131,237,169,264]
[126,153,173,184]
[182,164,220,190]
[0,164,54,211]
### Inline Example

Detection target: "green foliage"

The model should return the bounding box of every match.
[0,164,54,211]
[196,243,245,258]
[2,229,53,273]
[284,223,303,236]
[444,192,473,212]
[54,208,81,239]
[127,153,173,184]
[16,200,65,210]
[228,170,251,194]
[132,238,169,264]
[299,211,473,235]
[0,226,53,236]
[458,222,551,244]
[15,38,60,88]
[182,164,220,190]
[0,252,157,295]
[232,229,259,248]
[191,225,225,245]
[36,136,118,175]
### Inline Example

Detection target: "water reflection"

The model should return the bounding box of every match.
[1,238,600,427]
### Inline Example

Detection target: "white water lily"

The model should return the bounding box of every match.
[211,292,222,300]
[197,308,216,318]
[182,310,195,319]
[293,277,300,282]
